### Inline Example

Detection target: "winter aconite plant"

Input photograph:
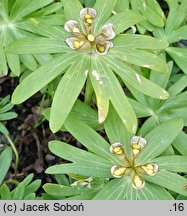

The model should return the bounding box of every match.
[7,0,169,134]
[45,107,187,200]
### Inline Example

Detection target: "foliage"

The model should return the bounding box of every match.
[0,0,187,200]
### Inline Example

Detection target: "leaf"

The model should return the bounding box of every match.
[97,58,137,133]
[138,182,173,200]
[47,141,112,177]
[93,177,129,200]
[12,183,25,200]
[43,183,84,197]
[49,56,88,132]
[0,184,11,200]
[0,123,9,136]
[20,54,38,71]
[113,34,168,50]
[104,104,133,159]
[11,52,80,104]
[169,26,187,43]
[0,112,17,121]
[64,116,120,164]
[0,103,14,114]
[63,0,83,29]
[21,174,34,187]
[172,132,187,156]
[111,48,168,73]
[168,75,187,96]
[105,11,145,35]
[10,0,53,21]
[154,156,187,172]
[143,170,187,196]
[6,38,70,54]
[6,53,20,76]
[136,119,184,165]
[103,55,169,100]
[23,193,36,200]
[0,45,8,75]
[24,180,41,196]
[114,0,129,12]
[93,0,117,34]
[0,147,12,184]
[90,57,109,123]
[166,47,187,75]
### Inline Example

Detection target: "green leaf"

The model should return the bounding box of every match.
[10,0,53,21]
[6,38,70,54]
[24,180,41,196]
[23,193,36,200]
[0,147,12,184]
[143,170,187,196]
[0,112,17,121]
[138,0,164,27]
[43,183,84,197]
[93,177,129,200]
[49,56,88,132]
[166,47,187,75]
[21,174,34,187]
[169,26,187,43]
[0,46,8,75]
[172,132,187,156]
[154,156,187,172]
[103,55,169,99]
[0,123,9,136]
[63,0,83,26]
[47,141,112,177]
[105,11,145,35]
[0,103,14,114]
[111,48,168,73]
[97,58,137,133]
[114,0,129,12]
[90,57,109,124]
[64,116,120,163]
[138,182,173,200]
[168,75,187,96]
[93,0,117,34]
[12,52,80,104]
[104,104,133,159]
[0,184,11,200]
[6,53,20,76]
[136,118,184,165]
[12,183,25,200]
[20,54,38,71]
[113,34,168,50]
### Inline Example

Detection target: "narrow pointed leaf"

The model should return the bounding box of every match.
[103,56,169,100]
[63,0,83,21]
[6,38,70,54]
[105,11,145,35]
[98,59,137,133]
[90,57,109,123]
[93,0,117,34]
[143,170,187,196]
[49,57,88,132]
[113,34,168,50]
[11,53,80,104]
[111,48,168,73]
[136,119,184,165]
[166,47,187,75]
[154,156,187,172]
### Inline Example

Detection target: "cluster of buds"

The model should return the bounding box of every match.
[64,8,115,55]
[110,136,159,190]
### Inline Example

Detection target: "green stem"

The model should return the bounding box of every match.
[5,135,19,179]
[4,179,19,186]
[84,76,94,105]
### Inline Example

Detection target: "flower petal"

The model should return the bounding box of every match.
[65,37,85,49]
[80,8,97,21]
[111,165,126,178]
[64,20,81,33]
[110,142,124,155]
[132,174,145,190]
[131,136,147,148]
[101,23,115,40]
